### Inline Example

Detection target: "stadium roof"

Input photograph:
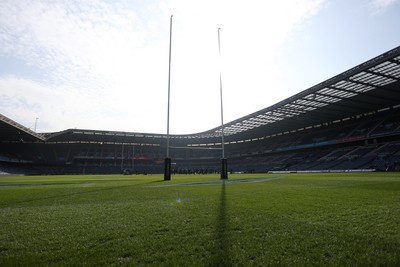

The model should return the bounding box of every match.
[195,45,400,140]
[1,45,400,143]
[0,114,45,142]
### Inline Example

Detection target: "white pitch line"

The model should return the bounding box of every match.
[144,177,281,188]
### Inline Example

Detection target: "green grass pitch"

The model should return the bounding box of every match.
[0,172,399,266]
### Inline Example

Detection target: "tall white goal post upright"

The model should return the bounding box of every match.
[164,15,173,181]
[218,28,228,180]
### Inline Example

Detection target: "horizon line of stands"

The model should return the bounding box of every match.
[1,109,400,175]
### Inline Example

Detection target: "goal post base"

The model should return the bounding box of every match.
[221,158,228,180]
[164,158,171,181]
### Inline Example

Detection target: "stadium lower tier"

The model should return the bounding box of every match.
[1,138,399,175]
[1,107,400,175]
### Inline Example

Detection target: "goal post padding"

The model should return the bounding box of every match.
[164,158,171,180]
[221,158,228,180]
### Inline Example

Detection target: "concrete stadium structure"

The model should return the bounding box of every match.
[1,46,400,175]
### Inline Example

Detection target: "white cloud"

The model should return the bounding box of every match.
[0,0,327,134]
[0,0,154,90]
[369,0,399,12]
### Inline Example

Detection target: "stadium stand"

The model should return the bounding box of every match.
[1,46,400,175]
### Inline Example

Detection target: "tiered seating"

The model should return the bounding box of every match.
[370,113,400,136]
[1,105,399,174]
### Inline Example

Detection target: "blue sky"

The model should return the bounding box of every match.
[0,0,399,134]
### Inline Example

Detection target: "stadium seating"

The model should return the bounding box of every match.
[1,108,400,175]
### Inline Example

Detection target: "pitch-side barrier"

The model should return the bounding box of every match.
[268,169,376,174]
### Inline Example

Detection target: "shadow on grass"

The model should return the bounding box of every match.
[210,180,231,266]
[146,179,168,184]
[0,184,136,208]
[2,177,172,208]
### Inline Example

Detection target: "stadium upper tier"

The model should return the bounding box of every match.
[1,45,400,144]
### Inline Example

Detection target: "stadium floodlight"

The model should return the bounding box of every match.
[164,15,173,181]
[218,28,228,180]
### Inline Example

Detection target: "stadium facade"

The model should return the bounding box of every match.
[1,46,400,175]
